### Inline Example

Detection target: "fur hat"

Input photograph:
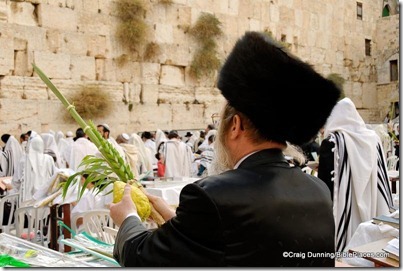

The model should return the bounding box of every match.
[218,31,341,145]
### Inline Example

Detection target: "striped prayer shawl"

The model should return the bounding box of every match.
[331,131,393,252]
[0,150,15,177]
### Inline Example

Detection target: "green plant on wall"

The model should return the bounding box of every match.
[64,85,112,122]
[189,13,223,79]
[327,73,346,100]
[115,0,148,54]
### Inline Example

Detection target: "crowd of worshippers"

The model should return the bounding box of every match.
[0,123,218,204]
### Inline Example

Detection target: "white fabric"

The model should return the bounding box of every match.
[324,98,393,251]
[155,129,167,153]
[144,139,157,165]
[198,130,217,152]
[161,139,193,178]
[129,133,153,174]
[21,135,56,203]
[107,137,127,163]
[57,137,71,168]
[68,137,98,171]
[71,183,113,215]
[0,135,23,177]
[55,131,65,145]
[41,133,62,168]
[119,142,140,178]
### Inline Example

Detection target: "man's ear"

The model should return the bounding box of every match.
[229,114,244,139]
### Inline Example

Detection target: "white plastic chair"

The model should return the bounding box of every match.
[0,193,19,234]
[14,205,51,247]
[81,209,117,244]
[387,155,399,171]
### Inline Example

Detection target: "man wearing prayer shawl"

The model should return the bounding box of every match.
[20,134,56,204]
[109,32,340,267]
[0,135,23,177]
[116,133,140,178]
[318,97,393,252]
[159,130,193,178]
[68,128,98,171]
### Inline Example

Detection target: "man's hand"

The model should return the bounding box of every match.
[146,192,176,221]
[110,183,137,227]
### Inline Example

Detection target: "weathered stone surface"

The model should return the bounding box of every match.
[38,3,78,32]
[0,0,399,135]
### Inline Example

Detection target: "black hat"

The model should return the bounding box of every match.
[217,31,341,145]
[185,132,193,137]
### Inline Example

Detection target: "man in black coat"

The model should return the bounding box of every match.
[110,31,341,267]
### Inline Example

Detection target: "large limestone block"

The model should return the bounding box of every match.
[78,13,111,36]
[228,0,239,15]
[0,76,25,99]
[141,63,160,85]
[0,1,7,22]
[131,103,172,131]
[0,99,40,127]
[33,51,71,79]
[171,104,206,129]
[194,87,224,105]
[63,32,88,55]
[14,50,32,77]
[141,84,159,104]
[23,77,51,100]
[0,30,14,76]
[161,44,192,67]
[166,6,191,26]
[71,55,96,80]
[11,24,47,51]
[160,65,185,86]
[87,34,107,58]
[154,23,174,44]
[46,29,63,53]
[100,59,117,81]
[8,1,37,26]
[115,61,141,83]
[38,4,77,32]
[158,85,194,104]
[361,82,378,108]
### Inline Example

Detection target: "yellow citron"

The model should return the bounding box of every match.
[113,181,152,221]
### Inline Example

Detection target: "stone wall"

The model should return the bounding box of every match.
[0,0,399,138]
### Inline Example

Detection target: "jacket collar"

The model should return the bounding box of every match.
[237,148,289,169]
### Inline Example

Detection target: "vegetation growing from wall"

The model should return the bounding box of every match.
[115,0,148,54]
[262,30,291,50]
[64,85,112,122]
[143,42,161,61]
[189,13,222,79]
[327,73,346,100]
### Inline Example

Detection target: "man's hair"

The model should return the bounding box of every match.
[75,128,86,141]
[168,130,179,139]
[1,134,10,144]
[207,124,216,130]
[141,131,152,139]
[97,124,110,133]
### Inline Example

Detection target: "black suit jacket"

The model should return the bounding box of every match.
[113,149,335,267]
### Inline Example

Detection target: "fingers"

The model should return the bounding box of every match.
[123,183,132,200]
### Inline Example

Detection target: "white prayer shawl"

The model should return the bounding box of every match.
[324,98,393,252]
[55,131,65,145]
[21,135,56,204]
[155,129,167,154]
[119,143,140,178]
[41,133,62,168]
[0,136,23,177]
[129,133,153,174]
[162,139,193,178]
[198,130,217,152]
[71,184,113,215]
[68,137,98,171]
[144,139,157,165]
[108,137,127,163]
[57,137,71,168]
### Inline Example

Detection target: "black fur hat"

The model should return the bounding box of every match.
[217,31,341,145]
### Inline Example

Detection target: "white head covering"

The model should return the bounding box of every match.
[129,133,153,173]
[0,135,23,176]
[41,133,62,168]
[155,129,167,151]
[324,97,393,251]
[22,135,56,203]
[55,131,65,144]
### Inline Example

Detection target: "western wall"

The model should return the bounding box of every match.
[0,0,399,138]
